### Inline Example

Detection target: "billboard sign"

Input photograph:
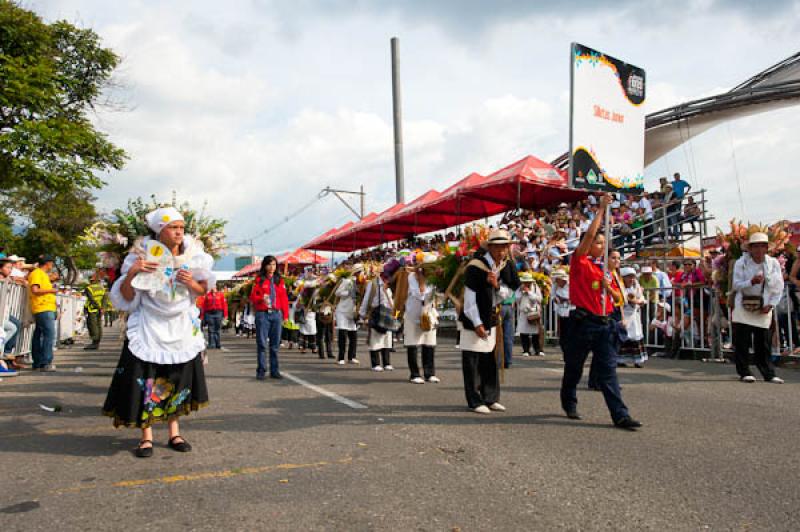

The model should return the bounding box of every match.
[569,43,646,192]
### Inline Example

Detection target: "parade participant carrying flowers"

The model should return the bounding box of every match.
[103,207,214,458]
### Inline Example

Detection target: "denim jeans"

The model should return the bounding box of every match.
[501,304,515,368]
[32,311,56,369]
[3,315,20,355]
[255,311,283,377]
[205,310,223,348]
[560,312,630,422]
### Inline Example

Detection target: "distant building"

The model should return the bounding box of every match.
[234,256,258,271]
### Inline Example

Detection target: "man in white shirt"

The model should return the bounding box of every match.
[731,233,784,383]
[460,230,520,414]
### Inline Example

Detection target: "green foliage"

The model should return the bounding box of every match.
[0,0,126,192]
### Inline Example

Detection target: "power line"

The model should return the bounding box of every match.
[726,123,746,218]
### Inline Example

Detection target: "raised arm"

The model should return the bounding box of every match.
[574,194,612,257]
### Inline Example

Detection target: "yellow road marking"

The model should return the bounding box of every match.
[52,457,353,494]
[0,418,225,440]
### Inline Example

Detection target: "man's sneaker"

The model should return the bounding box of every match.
[410,377,425,384]
[741,375,756,383]
[0,366,18,377]
[488,402,506,412]
[565,410,582,420]
[349,358,360,364]
[337,360,346,365]
[454,344,460,350]
[614,417,643,431]
[83,344,99,351]
[521,351,530,357]
[536,351,546,357]
[372,366,384,372]
[384,365,394,371]
[472,405,491,414]
[426,376,441,383]
[40,364,56,372]
[769,377,785,384]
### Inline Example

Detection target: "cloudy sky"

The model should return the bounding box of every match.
[34,0,800,266]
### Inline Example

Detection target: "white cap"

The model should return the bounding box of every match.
[620,267,637,277]
[145,207,184,235]
[657,301,672,312]
[641,266,653,273]
[748,232,769,245]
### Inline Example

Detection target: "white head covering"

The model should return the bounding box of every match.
[145,207,184,235]
[620,267,637,277]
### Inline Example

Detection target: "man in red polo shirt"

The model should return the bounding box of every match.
[202,286,228,349]
[560,193,642,431]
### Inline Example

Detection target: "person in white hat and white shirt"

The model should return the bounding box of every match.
[360,269,395,371]
[731,232,784,383]
[335,265,363,365]
[459,229,520,414]
[731,233,783,384]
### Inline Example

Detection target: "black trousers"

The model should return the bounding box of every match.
[461,350,499,408]
[316,319,334,358]
[407,345,435,379]
[733,322,776,380]
[300,333,316,352]
[337,329,358,361]
[370,349,391,367]
[520,333,540,354]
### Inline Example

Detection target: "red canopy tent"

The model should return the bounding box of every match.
[303,154,587,252]
[277,248,329,265]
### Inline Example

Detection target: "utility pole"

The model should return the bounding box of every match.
[321,186,366,219]
[391,37,405,204]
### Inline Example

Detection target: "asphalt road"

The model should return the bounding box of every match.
[1,326,799,531]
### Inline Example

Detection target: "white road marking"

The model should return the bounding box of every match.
[282,372,368,409]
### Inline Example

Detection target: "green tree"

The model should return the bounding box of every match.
[13,186,97,283]
[0,0,126,192]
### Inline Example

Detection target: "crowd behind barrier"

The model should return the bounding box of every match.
[0,279,88,358]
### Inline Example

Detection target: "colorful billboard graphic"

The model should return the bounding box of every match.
[569,43,646,192]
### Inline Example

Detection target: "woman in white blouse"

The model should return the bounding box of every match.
[360,270,394,371]
[103,207,213,458]
[515,272,544,357]
[404,268,440,383]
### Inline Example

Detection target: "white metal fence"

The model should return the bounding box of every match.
[542,283,799,358]
[0,280,87,357]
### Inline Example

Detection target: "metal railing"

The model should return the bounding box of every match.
[541,283,799,358]
[1,280,88,358]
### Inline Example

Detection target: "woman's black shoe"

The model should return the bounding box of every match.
[168,435,192,452]
[565,410,582,420]
[614,417,642,431]
[270,373,283,380]
[135,439,153,458]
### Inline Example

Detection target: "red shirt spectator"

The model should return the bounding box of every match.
[202,290,228,318]
[249,274,289,318]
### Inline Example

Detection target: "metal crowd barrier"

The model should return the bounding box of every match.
[0,279,88,358]
[540,282,798,358]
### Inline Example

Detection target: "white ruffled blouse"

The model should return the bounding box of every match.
[110,235,216,364]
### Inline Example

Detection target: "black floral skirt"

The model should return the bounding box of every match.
[102,341,209,428]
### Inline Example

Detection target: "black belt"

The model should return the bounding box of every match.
[570,307,610,325]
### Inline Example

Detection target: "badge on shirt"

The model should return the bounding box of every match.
[592,280,600,291]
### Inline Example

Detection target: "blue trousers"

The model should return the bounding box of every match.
[32,311,56,369]
[560,312,630,422]
[255,311,282,377]
[3,315,21,354]
[205,310,223,348]
[501,304,515,368]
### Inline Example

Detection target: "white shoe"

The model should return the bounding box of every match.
[410,377,425,384]
[488,402,506,412]
[372,366,384,372]
[349,358,360,364]
[521,352,530,357]
[454,345,460,349]
[537,351,546,357]
[472,405,491,414]
[426,376,440,383]
[384,365,394,371]
[769,377,785,384]
[741,375,756,383]
[338,360,346,365]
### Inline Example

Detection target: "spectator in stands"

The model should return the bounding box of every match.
[28,255,59,372]
[683,196,701,233]
[6,255,29,282]
[650,260,673,301]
